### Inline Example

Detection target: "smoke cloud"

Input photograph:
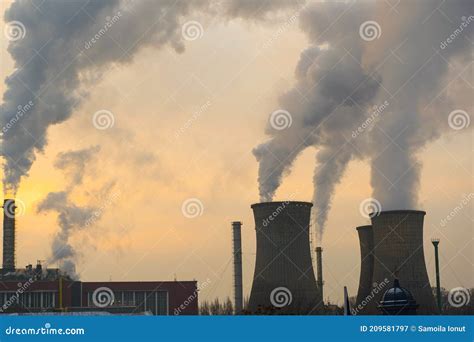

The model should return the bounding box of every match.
[254,1,472,239]
[0,0,306,196]
[37,146,102,278]
[0,0,212,194]
[1,0,471,243]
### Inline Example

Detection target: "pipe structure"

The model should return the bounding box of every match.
[316,247,323,303]
[248,201,321,314]
[2,199,16,272]
[367,210,437,314]
[232,221,243,314]
[431,239,442,313]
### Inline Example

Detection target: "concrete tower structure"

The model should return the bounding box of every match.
[366,210,437,314]
[2,199,16,272]
[248,201,321,314]
[231,221,243,314]
[355,225,374,314]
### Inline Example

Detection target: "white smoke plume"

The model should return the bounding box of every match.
[254,1,472,240]
[0,0,211,195]
[37,146,102,278]
[0,0,305,195]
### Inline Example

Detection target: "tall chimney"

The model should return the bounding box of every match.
[2,199,16,272]
[232,221,243,314]
[315,247,323,302]
[431,239,442,313]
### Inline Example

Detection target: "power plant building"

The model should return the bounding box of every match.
[356,210,437,314]
[0,200,198,315]
[248,201,322,314]
[0,279,198,315]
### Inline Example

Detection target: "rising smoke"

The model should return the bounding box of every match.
[0,0,212,195]
[37,146,102,278]
[1,1,471,244]
[0,0,304,195]
[254,1,472,239]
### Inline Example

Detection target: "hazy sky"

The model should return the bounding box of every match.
[0,0,472,305]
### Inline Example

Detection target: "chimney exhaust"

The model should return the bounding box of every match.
[2,199,16,272]
[232,221,243,314]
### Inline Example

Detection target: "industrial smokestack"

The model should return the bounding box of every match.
[355,225,374,314]
[2,199,16,272]
[248,201,321,314]
[367,210,437,314]
[231,221,243,314]
[315,247,323,303]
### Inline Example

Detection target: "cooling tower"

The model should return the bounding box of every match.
[231,221,243,314]
[2,199,16,272]
[248,201,321,314]
[366,210,437,314]
[355,225,374,315]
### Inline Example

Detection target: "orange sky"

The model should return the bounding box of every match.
[0,1,472,305]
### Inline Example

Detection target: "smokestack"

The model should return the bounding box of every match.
[431,239,442,313]
[248,201,321,314]
[231,221,243,314]
[355,225,374,314]
[367,210,437,314]
[2,199,16,272]
[315,247,323,302]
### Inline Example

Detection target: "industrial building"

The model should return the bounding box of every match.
[247,201,322,314]
[0,278,198,315]
[355,210,438,314]
[0,199,198,315]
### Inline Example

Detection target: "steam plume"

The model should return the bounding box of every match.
[37,146,101,278]
[254,1,472,239]
[0,0,302,194]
